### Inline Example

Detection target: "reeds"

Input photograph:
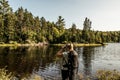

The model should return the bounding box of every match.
[1,68,120,80]
[0,68,44,80]
[96,70,120,80]
[0,68,14,80]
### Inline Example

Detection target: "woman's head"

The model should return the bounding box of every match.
[66,43,74,50]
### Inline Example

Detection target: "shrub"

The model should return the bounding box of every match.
[0,68,14,80]
[9,41,18,44]
[0,68,44,80]
[25,39,35,44]
[0,42,4,44]
[96,70,120,80]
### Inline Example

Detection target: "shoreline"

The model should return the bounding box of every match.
[49,43,107,47]
[0,43,43,47]
[0,43,107,47]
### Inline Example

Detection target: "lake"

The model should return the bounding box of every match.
[0,43,120,80]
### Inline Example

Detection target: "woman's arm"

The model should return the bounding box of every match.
[56,45,67,58]
[56,48,63,57]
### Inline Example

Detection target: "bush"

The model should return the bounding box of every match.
[0,68,14,80]
[9,41,18,44]
[0,68,44,80]
[25,39,35,44]
[96,70,120,80]
[62,41,68,44]
[0,42,4,44]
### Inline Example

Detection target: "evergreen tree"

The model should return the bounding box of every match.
[0,0,12,42]
[0,0,120,44]
[0,13,4,42]
[34,16,41,42]
[56,16,65,43]
[83,17,92,31]
[56,16,65,35]
[40,17,47,39]
[71,23,77,42]
[4,12,16,42]
[15,7,24,42]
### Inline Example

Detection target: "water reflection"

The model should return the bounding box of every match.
[82,47,95,77]
[0,46,100,79]
[0,46,59,79]
[0,44,120,79]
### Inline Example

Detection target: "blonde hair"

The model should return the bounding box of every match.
[67,43,74,50]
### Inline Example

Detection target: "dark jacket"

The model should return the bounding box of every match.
[68,50,79,69]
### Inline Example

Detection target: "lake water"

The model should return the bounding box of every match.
[0,43,120,80]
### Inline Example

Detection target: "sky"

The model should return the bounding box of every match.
[8,0,120,31]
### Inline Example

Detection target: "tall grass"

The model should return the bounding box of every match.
[96,70,120,80]
[0,68,44,80]
[1,68,120,80]
[78,70,120,80]
[50,43,103,47]
[0,68,14,80]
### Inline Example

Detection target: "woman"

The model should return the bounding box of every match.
[56,43,79,80]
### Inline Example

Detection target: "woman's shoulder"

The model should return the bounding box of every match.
[71,50,78,56]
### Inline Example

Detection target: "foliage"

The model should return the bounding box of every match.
[1,67,120,80]
[9,41,18,44]
[0,68,44,80]
[83,17,92,31]
[0,0,120,44]
[0,68,14,80]
[96,70,120,80]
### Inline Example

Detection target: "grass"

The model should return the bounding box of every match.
[0,68,44,80]
[0,41,107,47]
[0,43,39,47]
[1,68,120,80]
[0,44,19,47]
[51,43,106,47]
[74,43,102,47]
[96,70,120,80]
[78,70,120,80]
[0,68,14,80]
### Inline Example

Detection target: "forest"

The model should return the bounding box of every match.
[0,0,120,44]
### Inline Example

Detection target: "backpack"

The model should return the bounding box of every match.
[68,50,78,69]
[62,50,78,69]
[68,51,74,69]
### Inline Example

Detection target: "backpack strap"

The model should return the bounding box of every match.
[68,51,79,69]
[63,53,69,66]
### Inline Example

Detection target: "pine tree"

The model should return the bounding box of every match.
[15,7,24,42]
[0,0,12,42]
[83,17,92,31]
[4,12,16,42]
[56,16,65,35]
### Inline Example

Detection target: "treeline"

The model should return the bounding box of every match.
[0,0,120,44]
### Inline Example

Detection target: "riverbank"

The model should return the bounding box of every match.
[0,68,44,80]
[0,42,48,47]
[0,43,107,47]
[1,68,120,80]
[0,43,36,47]
[50,43,107,47]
